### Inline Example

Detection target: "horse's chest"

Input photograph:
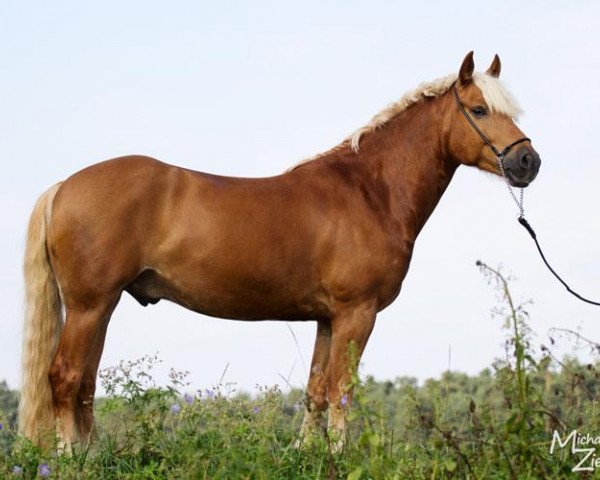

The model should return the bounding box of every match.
[320,232,413,310]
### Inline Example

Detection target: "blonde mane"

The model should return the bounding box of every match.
[288,70,522,171]
[349,71,522,152]
[349,73,458,153]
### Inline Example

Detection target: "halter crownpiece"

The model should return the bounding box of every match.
[453,86,530,218]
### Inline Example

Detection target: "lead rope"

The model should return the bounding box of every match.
[499,159,600,307]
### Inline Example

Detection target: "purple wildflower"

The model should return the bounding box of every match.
[341,394,349,408]
[12,465,22,476]
[205,388,215,398]
[184,393,194,405]
[252,406,260,414]
[170,403,181,415]
[38,463,51,478]
[0,422,3,430]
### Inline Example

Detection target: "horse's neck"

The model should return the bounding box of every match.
[325,94,457,239]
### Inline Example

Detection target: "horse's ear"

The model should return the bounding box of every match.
[459,51,475,85]
[486,54,501,78]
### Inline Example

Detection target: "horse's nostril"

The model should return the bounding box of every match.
[519,153,533,170]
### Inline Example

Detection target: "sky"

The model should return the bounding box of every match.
[1,1,600,395]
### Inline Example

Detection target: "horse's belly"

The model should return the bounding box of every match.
[129,263,327,321]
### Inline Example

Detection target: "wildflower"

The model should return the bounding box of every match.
[252,406,260,414]
[184,392,194,405]
[341,394,348,408]
[38,463,51,478]
[0,422,3,430]
[170,403,181,415]
[12,465,22,476]
[205,388,215,398]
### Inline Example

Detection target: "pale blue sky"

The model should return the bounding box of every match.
[1,1,600,393]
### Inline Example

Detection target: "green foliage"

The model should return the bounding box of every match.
[0,380,19,458]
[1,264,600,478]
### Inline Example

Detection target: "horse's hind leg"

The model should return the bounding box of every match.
[297,320,332,446]
[76,306,114,443]
[49,296,118,448]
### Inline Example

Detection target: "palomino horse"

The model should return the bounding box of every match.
[19,52,540,449]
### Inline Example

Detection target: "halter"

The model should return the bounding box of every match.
[453,86,530,218]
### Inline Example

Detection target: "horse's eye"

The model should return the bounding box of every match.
[471,106,487,117]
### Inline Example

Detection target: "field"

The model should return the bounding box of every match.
[1,264,599,479]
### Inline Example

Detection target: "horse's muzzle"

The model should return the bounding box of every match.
[503,146,541,188]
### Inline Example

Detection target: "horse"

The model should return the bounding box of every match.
[19,51,540,450]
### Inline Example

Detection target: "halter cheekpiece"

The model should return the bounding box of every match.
[453,85,530,217]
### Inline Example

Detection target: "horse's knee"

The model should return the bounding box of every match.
[306,390,328,412]
[306,372,329,410]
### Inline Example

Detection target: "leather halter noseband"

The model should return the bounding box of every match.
[453,86,530,163]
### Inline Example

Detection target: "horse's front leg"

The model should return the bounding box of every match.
[326,302,377,452]
[297,320,332,446]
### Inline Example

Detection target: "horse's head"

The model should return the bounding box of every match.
[448,51,540,188]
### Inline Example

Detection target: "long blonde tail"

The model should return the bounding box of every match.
[18,183,63,445]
